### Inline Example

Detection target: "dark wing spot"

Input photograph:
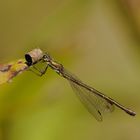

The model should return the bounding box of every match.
[98,110,102,116]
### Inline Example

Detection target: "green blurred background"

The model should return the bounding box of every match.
[0,0,140,140]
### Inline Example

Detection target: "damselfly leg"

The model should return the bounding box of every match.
[28,64,48,76]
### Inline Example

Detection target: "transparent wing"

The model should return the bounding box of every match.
[69,80,114,121]
[61,68,115,121]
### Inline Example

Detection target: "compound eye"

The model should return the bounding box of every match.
[25,54,32,66]
[43,55,47,59]
[43,54,51,62]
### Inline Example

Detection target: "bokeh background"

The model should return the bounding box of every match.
[0,0,140,140]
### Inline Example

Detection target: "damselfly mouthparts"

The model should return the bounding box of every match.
[25,49,136,121]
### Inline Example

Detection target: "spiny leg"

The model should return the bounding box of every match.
[29,64,48,77]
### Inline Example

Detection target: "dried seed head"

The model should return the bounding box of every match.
[25,48,43,66]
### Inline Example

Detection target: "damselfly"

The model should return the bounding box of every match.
[25,49,136,121]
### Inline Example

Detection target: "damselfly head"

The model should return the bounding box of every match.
[43,53,52,62]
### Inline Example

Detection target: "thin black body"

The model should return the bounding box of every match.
[25,51,136,121]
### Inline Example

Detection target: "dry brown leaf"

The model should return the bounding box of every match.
[0,59,28,85]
